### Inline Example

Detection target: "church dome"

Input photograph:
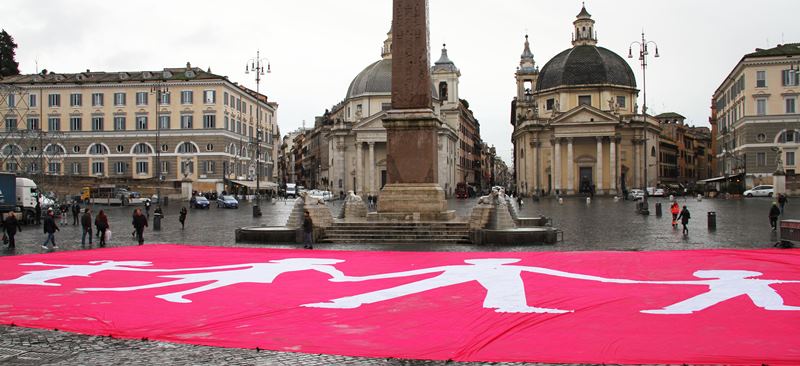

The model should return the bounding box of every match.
[345,59,392,100]
[535,45,636,92]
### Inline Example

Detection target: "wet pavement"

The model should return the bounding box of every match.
[0,195,793,365]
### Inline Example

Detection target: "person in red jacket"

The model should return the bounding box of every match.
[670,201,680,228]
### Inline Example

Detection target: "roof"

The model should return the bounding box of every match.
[536,45,636,91]
[576,5,592,19]
[431,45,459,74]
[344,58,438,101]
[655,112,686,119]
[0,65,222,85]
[745,43,800,58]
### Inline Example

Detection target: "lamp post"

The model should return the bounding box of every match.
[150,83,169,211]
[245,50,270,217]
[629,32,659,214]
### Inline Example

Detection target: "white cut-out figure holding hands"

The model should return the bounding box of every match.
[305,259,635,313]
[639,270,800,314]
[0,261,158,287]
[80,258,345,303]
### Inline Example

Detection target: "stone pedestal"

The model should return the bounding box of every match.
[377,183,453,221]
[774,171,787,195]
[181,181,193,201]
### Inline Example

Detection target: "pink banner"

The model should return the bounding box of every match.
[0,245,798,365]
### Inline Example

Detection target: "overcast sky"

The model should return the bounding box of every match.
[3,1,799,165]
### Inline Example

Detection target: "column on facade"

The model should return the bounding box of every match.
[554,138,562,193]
[355,141,363,195]
[532,140,540,195]
[609,136,618,195]
[336,137,346,195]
[596,136,604,193]
[566,138,574,194]
[633,139,640,188]
[368,142,375,194]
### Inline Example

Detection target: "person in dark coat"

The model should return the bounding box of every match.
[132,208,148,245]
[81,208,93,247]
[769,202,782,231]
[677,205,691,235]
[302,210,314,249]
[34,202,41,225]
[41,208,59,250]
[179,207,187,230]
[95,210,109,247]
[71,201,80,225]
[778,194,788,214]
[4,212,21,249]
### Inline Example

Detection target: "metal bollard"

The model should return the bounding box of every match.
[655,202,662,217]
[707,211,716,230]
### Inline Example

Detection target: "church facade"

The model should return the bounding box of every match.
[511,6,659,197]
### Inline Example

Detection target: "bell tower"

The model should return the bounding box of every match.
[515,35,539,116]
[572,3,597,46]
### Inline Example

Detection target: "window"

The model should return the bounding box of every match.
[651,146,656,157]
[248,126,253,138]
[181,91,193,104]
[27,162,39,173]
[29,94,37,107]
[114,116,126,131]
[236,120,242,134]
[91,116,104,131]
[787,151,796,166]
[161,144,168,152]
[787,98,797,114]
[236,98,241,111]
[70,117,82,131]
[136,116,148,130]
[70,93,82,107]
[756,98,767,115]
[242,101,247,113]
[133,143,151,154]
[47,117,60,131]
[116,145,124,153]
[114,162,126,175]
[89,144,108,155]
[224,92,229,105]
[756,71,767,87]
[206,143,214,151]
[48,94,60,107]
[203,161,215,174]
[48,162,61,174]
[2,145,21,156]
[45,144,64,156]
[159,92,170,105]
[177,142,198,153]
[27,117,40,130]
[203,114,216,128]
[545,99,555,111]
[783,70,800,86]
[6,162,17,172]
[72,145,80,153]
[158,115,170,130]
[616,96,626,108]
[757,152,767,166]
[757,133,767,142]
[161,161,169,174]
[224,116,229,130]
[92,93,104,107]
[578,95,591,106]
[204,90,216,104]
[180,115,193,129]
[71,162,80,175]
[113,92,125,106]
[136,92,148,106]
[6,94,15,108]
[92,162,105,175]
[5,117,16,131]
[136,161,149,175]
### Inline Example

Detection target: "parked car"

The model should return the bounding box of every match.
[743,185,774,198]
[628,189,645,200]
[192,196,210,209]
[647,187,666,197]
[217,195,239,208]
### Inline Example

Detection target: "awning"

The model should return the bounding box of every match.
[697,173,745,184]
[229,180,278,189]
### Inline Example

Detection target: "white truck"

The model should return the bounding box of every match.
[15,177,40,223]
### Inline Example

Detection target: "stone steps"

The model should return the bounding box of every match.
[320,222,471,244]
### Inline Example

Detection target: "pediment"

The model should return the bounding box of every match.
[353,111,388,131]
[551,105,619,125]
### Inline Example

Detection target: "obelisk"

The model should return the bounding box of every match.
[378,0,450,221]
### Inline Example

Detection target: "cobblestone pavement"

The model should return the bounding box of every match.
[0,195,792,365]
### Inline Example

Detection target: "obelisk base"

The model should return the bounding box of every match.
[375,183,454,221]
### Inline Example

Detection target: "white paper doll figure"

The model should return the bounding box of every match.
[0,261,158,287]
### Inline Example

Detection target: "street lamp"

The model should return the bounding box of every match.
[629,32,660,214]
[150,83,169,212]
[245,50,270,217]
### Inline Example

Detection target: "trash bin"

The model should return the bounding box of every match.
[153,213,162,231]
[655,202,662,217]
[707,211,716,230]
[162,196,169,206]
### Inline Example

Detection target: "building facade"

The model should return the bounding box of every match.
[0,63,279,196]
[655,112,713,188]
[712,43,800,190]
[512,5,659,197]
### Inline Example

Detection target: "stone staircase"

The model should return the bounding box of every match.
[320,222,472,245]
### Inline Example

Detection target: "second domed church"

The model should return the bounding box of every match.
[512,5,659,197]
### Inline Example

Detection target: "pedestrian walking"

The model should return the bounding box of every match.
[132,208,148,245]
[677,205,691,235]
[59,203,69,225]
[303,210,314,249]
[3,212,21,249]
[778,193,788,214]
[71,201,80,225]
[34,202,41,225]
[179,207,187,230]
[41,208,59,250]
[81,208,93,247]
[670,201,680,228]
[95,210,109,247]
[144,200,151,217]
[769,202,781,231]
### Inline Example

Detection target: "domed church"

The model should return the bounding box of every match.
[321,28,482,197]
[511,5,659,197]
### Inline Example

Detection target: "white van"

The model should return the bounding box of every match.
[286,183,297,198]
